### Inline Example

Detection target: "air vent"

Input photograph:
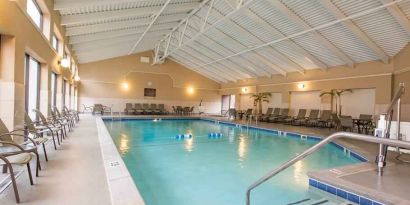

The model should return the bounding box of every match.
[140,56,150,64]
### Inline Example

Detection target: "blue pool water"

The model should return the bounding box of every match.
[104,119,361,205]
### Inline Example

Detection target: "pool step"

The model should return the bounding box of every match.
[287,198,355,205]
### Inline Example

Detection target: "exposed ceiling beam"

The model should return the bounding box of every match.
[66,14,185,36]
[129,0,172,54]
[248,52,287,76]
[169,0,403,69]
[381,0,410,35]
[69,28,171,45]
[55,0,154,10]
[242,9,328,71]
[60,3,198,26]
[268,0,355,68]
[321,0,389,64]
[73,35,163,53]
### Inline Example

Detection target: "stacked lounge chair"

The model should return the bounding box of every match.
[260,108,280,122]
[124,103,135,115]
[284,109,306,124]
[268,108,289,123]
[294,109,319,126]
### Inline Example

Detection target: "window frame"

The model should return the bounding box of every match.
[24,54,41,120]
[52,34,59,52]
[27,0,44,30]
[51,72,57,109]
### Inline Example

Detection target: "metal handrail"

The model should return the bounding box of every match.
[383,82,405,115]
[245,131,410,205]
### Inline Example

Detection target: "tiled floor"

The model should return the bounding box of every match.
[0,116,111,205]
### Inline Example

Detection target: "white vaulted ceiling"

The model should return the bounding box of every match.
[56,0,410,83]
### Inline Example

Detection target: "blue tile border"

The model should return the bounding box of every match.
[309,178,385,205]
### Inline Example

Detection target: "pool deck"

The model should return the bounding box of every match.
[1,114,409,205]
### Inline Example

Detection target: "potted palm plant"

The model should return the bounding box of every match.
[320,89,337,114]
[250,92,272,114]
[335,89,353,116]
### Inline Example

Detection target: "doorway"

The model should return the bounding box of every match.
[221,95,235,116]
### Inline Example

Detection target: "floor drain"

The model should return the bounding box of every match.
[109,161,120,167]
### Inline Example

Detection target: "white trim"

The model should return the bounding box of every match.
[219,73,392,90]
[96,117,145,205]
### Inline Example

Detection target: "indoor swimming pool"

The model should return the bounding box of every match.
[104,119,363,205]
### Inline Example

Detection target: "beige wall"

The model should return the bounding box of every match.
[393,43,410,121]
[0,0,76,128]
[78,52,221,113]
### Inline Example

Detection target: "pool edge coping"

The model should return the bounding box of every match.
[96,117,146,205]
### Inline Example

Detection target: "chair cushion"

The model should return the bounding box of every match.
[0,153,33,165]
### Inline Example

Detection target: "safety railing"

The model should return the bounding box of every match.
[245,131,410,205]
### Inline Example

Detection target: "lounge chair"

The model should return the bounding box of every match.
[0,144,35,203]
[284,109,306,124]
[177,106,183,115]
[151,104,160,115]
[124,103,135,115]
[54,107,75,131]
[243,109,253,120]
[0,118,42,176]
[340,115,354,132]
[296,109,319,126]
[134,103,144,115]
[257,108,273,121]
[142,103,152,114]
[316,110,332,127]
[82,104,93,113]
[260,108,280,122]
[64,106,79,122]
[268,108,289,123]
[189,106,194,115]
[158,104,168,115]
[50,109,70,136]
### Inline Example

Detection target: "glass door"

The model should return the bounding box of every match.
[25,54,41,120]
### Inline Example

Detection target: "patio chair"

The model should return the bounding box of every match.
[82,104,93,113]
[244,109,253,120]
[0,144,35,203]
[189,106,194,115]
[50,109,69,137]
[358,114,373,134]
[142,103,152,114]
[260,108,280,122]
[0,118,41,176]
[183,107,190,115]
[158,104,168,115]
[228,108,237,120]
[93,104,104,115]
[340,115,354,132]
[151,104,160,115]
[56,107,75,131]
[316,110,332,127]
[268,108,289,123]
[64,106,79,122]
[24,113,60,150]
[283,109,306,124]
[177,106,183,115]
[296,109,319,126]
[134,103,144,115]
[33,109,66,141]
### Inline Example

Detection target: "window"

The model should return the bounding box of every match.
[27,0,43,29]
[62,79,66,109]
[25,54,41,120]
[52,34,59,52]
[51,72,57,109]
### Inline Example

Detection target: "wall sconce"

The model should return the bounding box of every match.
[241,87,249,93]
[187,86,195,94]
[74,75,81,82]
[122,82,129,90]
[297,83,305,89]
[59,58,71,68]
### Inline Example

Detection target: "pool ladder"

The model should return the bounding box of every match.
[246,83,406,205]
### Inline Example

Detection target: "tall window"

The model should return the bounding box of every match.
[62,79,66,109]
[27,0,43,29]
[51,72,57,109]
[25,54,41,120]
[52,34,59,52]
